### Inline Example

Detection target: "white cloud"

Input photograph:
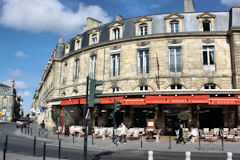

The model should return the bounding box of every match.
[3,79,28,90]
[221,0,240,6]
[8,69,24,79]
[15,51,28,58]
[0,0,112,35]
[18,91,31,97]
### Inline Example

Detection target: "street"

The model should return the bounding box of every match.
[1,123,240,160]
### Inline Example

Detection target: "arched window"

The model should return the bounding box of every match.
[112,87,119,93]
[170,20,179,33]
[139,23,148,36]
[203,20,211,31]
[170,84,182,90]
[113,28,120,40]
[140,86,148,91]
[204,83,216,89]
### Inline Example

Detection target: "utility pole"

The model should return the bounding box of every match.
[83,76,89,160]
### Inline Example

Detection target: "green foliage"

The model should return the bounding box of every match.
[177,111,191,121]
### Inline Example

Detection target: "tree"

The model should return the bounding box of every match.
[177,111,191,128]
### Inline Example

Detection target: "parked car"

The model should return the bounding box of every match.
[16,117,28,128]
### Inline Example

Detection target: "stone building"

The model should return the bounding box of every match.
[32,0,240,133]
[0,81,22,122]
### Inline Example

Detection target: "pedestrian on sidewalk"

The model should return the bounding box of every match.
[176,124,186,144]
[119,122,127,143]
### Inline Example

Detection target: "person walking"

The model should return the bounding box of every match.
[119,122,127,143]
[176,124,186,144]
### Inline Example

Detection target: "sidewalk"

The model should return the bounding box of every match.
[0,151,58,160]
[16,123,240,154]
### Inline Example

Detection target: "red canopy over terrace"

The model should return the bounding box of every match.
[61,95,240,106]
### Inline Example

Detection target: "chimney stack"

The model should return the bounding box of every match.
[116,14,124,21]
[11,80,15,88]
[84,17,102,32]
[184,0,195,12]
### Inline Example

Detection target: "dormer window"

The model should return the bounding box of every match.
[197,12,216,32]
[89,28,100,45]
[140,23,148,36]
[135,16,152,36]
[165,14,184,33]
[113,28,120,40]
[170,20,179,33]
[203,20,211,31]
[92,34,97,44]
[109,22,123,41]
[74,35,82,50]
[65,42,70,54]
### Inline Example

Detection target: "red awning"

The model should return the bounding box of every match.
[61,95,240,106]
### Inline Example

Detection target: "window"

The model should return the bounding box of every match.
[140,86,148,91]
[170,84,182,90]
[3,97,7,104]
[204,84,216,89]
[203,46,215,67]
[113,28,120,40]
[139,24,148,36]
[138,49,149,74]
[112,87,119,93]
[74,59,80,79]
[111,53,120,77]
[169,47,182,73]
[89,55,96,78]
[92,34,97,44]
[76,40,81,50]
[203,20,211,31]
[170,21,179,33]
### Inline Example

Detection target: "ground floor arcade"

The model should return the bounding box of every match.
[47,95,240,135]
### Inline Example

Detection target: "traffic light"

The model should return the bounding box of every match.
[114,100,121,112]
[110,99,121,118]
[89,78,103,107]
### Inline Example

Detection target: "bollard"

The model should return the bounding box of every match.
[31,128,32,136]
[5,135,8,152]
[3,142,6,160]
[198,131,201,150]
[25,127,27,134]
[168,135,171,150]
[148,151,153,160]
[58,132,59,140]
[141,134,143,148]
[39,129,40,137]
[58,139,61,159]
[92,132,94,145]
[185,151,191,160]
[227,152,232,160]
[73,134,75,143]
[43,142,46,160]
[21,126,23,133]
[222,132,224,151]
[33,137,36,156]
[28,126,30,134]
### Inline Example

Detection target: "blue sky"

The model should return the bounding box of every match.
[0,0,239,114]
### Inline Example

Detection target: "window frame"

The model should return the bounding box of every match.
[139,23,148,36]
[89,55,97,79]
[204,83,216,90]
[3,97,7,104]
[140,86,148,91]
[113,28,120,40]
[92,34,97,45]
[203,20,211,31]
[170,20,179,33]
[112,87,120,93]
[74,59,80,80]
[138,49,149,75]
[169,47,182,73]
[110,52,120,77]
[202,45,215,71]
[170,84,182,90]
